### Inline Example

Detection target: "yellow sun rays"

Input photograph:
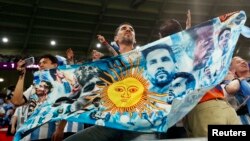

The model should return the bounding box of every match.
[98,58,169,116]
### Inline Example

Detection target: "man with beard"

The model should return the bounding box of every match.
[190,21,216,87]
[167,72,196,104]
[142,44,177,93]
[65,23,157,141]
[211,27,232,78]
[11,80,53,140]
[218,28,231,56]
[192,21,215,71]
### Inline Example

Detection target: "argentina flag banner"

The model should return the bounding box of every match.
[14,10,247,140]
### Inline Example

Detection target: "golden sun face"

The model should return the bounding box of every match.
[108,77,144,107]
[98,58,169,116]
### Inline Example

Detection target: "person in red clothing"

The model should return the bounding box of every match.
[198,86,225,103]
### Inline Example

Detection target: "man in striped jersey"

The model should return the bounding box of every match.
[11,54,63,141]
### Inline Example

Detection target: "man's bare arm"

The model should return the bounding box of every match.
[11,60,27,106]
[97,34,118,56]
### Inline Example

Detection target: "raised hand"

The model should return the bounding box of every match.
[97,34,118,56]
[97,34,107,44]
[66,48,74,60]
[186,9,191,29]
[16,59,26,75]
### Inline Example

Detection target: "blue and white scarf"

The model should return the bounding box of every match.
[14,10,248,140]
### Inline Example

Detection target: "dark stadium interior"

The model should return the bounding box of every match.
[0,0,250,89]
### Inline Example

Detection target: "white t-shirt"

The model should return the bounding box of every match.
[23,85,35,101]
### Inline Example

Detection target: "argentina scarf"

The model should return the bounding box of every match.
[14,10,248,140]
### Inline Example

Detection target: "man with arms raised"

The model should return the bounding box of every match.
[65,23,157,141]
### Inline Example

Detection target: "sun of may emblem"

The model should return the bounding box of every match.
[98,58,168,115]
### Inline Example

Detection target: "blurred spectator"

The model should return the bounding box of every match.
[66,48,76,65]
[0,53,86,65]
[0,93,14,128]
[0,97,5,123]
[91,50,104,61]
[225,56,250,124]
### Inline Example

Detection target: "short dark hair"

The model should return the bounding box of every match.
[189,20,214,39]
[114,22,134,36]
[174,72,196,90]
[218,27,231,41]
[142,43,176,64]
[41,80,53,94]
[40,54,58,65]
[159,19,183,38]
[7,85,15,92]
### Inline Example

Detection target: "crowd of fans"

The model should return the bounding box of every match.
[0,10,249,141]
[0,53,88,65]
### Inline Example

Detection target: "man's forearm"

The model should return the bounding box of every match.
[11,116,17,129]
[12,74,26,105]
[224,78,240,95]
[57,120,67,131]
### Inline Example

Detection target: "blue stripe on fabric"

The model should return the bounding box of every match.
[30,126,40,140]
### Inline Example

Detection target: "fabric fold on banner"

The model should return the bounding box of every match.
[241,25,250,38]
[14,10,247,141]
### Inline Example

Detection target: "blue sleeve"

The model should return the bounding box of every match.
[240,79,250,114]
